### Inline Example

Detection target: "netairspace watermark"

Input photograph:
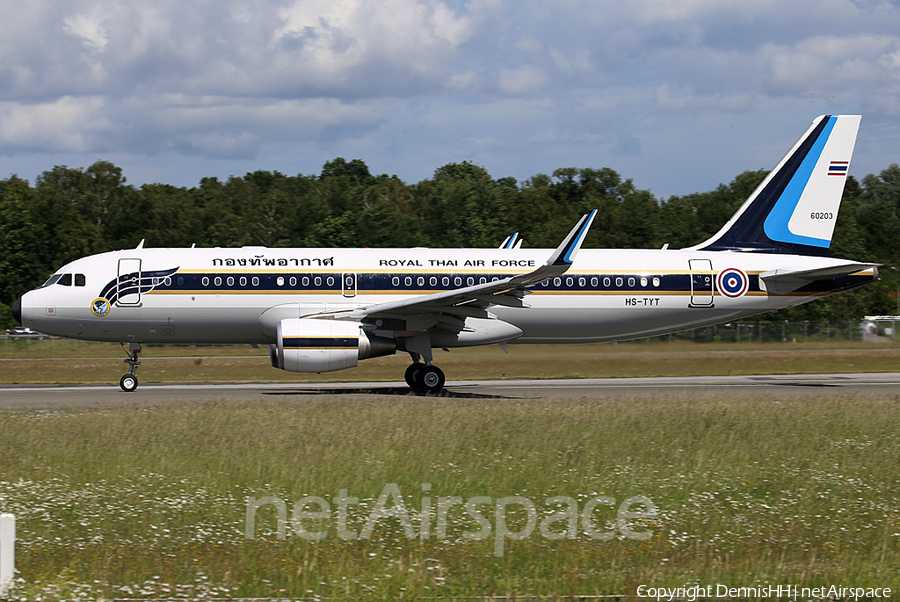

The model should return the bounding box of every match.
[638,584,893,601]
[245,483,657,557]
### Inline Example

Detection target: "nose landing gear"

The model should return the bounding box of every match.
[120,343,141,392]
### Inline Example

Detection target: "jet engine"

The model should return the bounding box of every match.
[270,318,395,373]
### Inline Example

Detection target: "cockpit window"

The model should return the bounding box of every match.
[39,274,62,288]
[75,274,86,287]
[58,274,72,286]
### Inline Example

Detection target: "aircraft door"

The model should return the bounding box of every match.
[689,259,714,307]
[117,258,142,305]
[342,272,357,298]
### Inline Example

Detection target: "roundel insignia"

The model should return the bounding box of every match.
[91,297,111,317]
[717,268,749,298]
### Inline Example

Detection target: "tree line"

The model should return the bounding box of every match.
[2,158,898,328]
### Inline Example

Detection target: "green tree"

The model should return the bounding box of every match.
[857,164,900,265]
[411,162,513,248]
[0,176,46,311]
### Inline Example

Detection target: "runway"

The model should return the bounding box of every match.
[1,372,898,410]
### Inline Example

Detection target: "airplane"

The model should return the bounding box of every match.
[12,115,877,393]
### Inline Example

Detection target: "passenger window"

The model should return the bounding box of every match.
[289,277,297,287]
[326,277,334,287]
[442,277,449,287]
[417,277,425,287]
[578,277,585,287]
[314,277,322,287]
[252,276,260,286]
[454,277,462,287]
[628,277,636,287]
[553,277,561,286]
[615,277,623,287]
[640,277,648,287]
[603,277,611,287]
[430,277,437,287]
[590,277,598,287]
[467,277,474,286]
[392,277,400,287]
[177,277,184,287]
[202,277,210,286]
[405,277,412,287]
[75,274,86,287]
[302,277,310,287]
[58,274,72,286]
[240,276,248,287]
[566,277,573,287]
[653,277,660,287]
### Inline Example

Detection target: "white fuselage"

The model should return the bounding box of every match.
[17,246,873,346]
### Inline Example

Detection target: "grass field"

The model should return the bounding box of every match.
[1,340,899,385]
[1,392,899,599]
[1,342,899,600]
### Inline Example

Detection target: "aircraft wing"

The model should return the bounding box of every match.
[759,262,879,295]
[330,210,596,325]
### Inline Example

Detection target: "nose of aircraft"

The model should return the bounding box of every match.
[12,296,22,324]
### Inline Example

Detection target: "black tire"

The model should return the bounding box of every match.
[404,363,423,388]
[120,374,139,392]
[419,365,445,393]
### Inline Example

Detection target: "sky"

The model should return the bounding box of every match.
[0,0,898,199]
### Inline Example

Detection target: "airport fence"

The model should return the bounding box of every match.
[633,319,898,344]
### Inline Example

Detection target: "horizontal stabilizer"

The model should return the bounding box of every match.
[760,263,878,295]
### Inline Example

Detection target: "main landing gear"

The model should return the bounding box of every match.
[404,361,445,393]
[120,343,141,392]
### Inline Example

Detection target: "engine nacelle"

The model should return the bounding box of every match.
[270,318,395,373]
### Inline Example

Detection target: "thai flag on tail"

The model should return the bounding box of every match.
[828,161,849,176]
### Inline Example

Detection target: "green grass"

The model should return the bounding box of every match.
[1,393,899,599]
[1,341,899,385]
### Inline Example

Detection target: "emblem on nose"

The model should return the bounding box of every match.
[91,298,111,317]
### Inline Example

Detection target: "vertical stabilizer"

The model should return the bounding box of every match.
[692,115,861,255]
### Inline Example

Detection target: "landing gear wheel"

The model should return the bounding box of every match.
[120,343,142,392]
[419,365,445,393]
[405,363,424,388]
[120,374,139,392]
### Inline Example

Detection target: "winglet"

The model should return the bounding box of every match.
[499,232,520,249]
[546,210,597,267]
[507,209,597,286]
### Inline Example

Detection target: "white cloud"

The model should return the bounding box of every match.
[763,34,900,94]
[0,0,899,196]
[63,13,109,51]
[0,96,113,153]
[654,83,753,113]
[498,65,551,95]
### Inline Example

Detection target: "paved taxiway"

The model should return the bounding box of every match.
[1,373,898,410]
